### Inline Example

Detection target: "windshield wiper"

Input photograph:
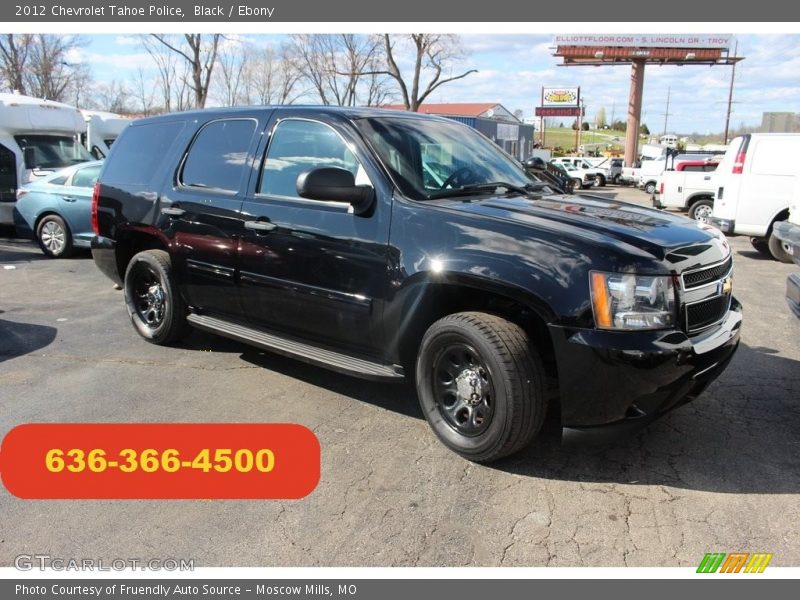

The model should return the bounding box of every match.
[427,181,550,200]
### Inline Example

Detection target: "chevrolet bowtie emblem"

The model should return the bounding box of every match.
[720,277,733,295]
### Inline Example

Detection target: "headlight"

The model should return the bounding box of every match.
[590,271,677,330]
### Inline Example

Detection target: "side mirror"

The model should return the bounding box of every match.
[23,147,37,169]
[296,167,374,215]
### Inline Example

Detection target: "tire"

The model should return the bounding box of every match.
[415,312,547,463]
[571,178,583,191]
[644,181,656,195]
[688,199,714,224]
[36,214,72,258]
[593,175,606,187]
[613,174,622,185]
[750,237,771,256]
[768,228,794,263]
[123,250,190,344]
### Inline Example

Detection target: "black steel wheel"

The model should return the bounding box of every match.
[123,250,190,344]
[416,312,546,463]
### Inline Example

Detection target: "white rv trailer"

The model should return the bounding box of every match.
[81,110,132,158]
[0,93,90,225]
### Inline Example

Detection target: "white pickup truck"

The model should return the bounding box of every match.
[652,159,719,223]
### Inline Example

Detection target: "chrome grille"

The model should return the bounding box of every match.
[682,257,733,289]
[681,257,734,334]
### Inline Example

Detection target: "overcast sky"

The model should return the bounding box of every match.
[74,33,800,135]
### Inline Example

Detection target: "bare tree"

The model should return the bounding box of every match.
[215,38,248,106]
[243,44,302,105]
[0,34,32,94]
[5,34,89,102]
[286,34,390,107]
[132,67,156,116]
[94,80,133,113]
[141,35,193,112]
[376,34,477,111]
[149,34,221,108]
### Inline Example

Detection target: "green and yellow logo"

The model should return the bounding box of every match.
[697,552,773,573]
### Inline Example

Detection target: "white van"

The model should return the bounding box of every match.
[710,133,799,262]
[0,93,90,225]
[81,110,132,159]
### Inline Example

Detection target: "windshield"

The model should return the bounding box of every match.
[14,134,92,170]
[354,116,534,200]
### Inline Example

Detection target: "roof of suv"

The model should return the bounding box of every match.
[128,105,452,126]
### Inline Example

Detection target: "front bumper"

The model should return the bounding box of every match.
[786,273,800,319]
[549,299,742,443]
[774,221,800,267]
[709,216,735,234]
[90,235,122,286]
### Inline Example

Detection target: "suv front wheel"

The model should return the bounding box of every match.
[415,312,546,463]
[124,250,190,344]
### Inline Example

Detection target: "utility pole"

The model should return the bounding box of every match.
[723,41,739,145]
[662,86,671,137]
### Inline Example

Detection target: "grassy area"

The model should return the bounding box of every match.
[539,127,628,155]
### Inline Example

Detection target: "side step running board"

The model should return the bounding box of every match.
[186,313,405,381]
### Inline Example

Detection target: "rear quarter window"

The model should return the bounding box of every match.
[101,121,186,186]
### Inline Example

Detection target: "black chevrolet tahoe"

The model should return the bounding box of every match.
[91,106,742,463]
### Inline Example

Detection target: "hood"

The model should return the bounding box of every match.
[430,192,731,269]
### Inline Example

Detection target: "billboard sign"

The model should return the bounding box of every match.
[553,34,732,50]
[542,87,580,108]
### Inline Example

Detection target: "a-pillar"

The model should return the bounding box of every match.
[625,59,645,167]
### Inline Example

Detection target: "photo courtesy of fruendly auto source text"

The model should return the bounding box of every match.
[1,1,799,597]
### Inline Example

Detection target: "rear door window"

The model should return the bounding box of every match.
[181,119,257,192]
[71,164,102,188]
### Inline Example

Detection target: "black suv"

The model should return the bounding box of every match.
[91,106,742,462]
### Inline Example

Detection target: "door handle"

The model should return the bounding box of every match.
[703,176,711,180]
[244,220,276,232]
[161,207,186,217]
[61,196,77,203]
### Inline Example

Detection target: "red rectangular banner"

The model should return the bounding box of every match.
[0,423,320,499]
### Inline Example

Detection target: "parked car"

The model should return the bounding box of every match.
[522,156,569,193]
[774,170,800,317]
[91,106,741,463]
[709,133,799,263]
[551,157,607,186]
[653,159,719,222]
[559,162,597,190]
[14,160,102,257]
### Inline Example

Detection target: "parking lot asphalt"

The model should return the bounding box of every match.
[1,186,799,567]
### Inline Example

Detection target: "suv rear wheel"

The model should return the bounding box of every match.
[415,312,546,463]
[124,250,190,344]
